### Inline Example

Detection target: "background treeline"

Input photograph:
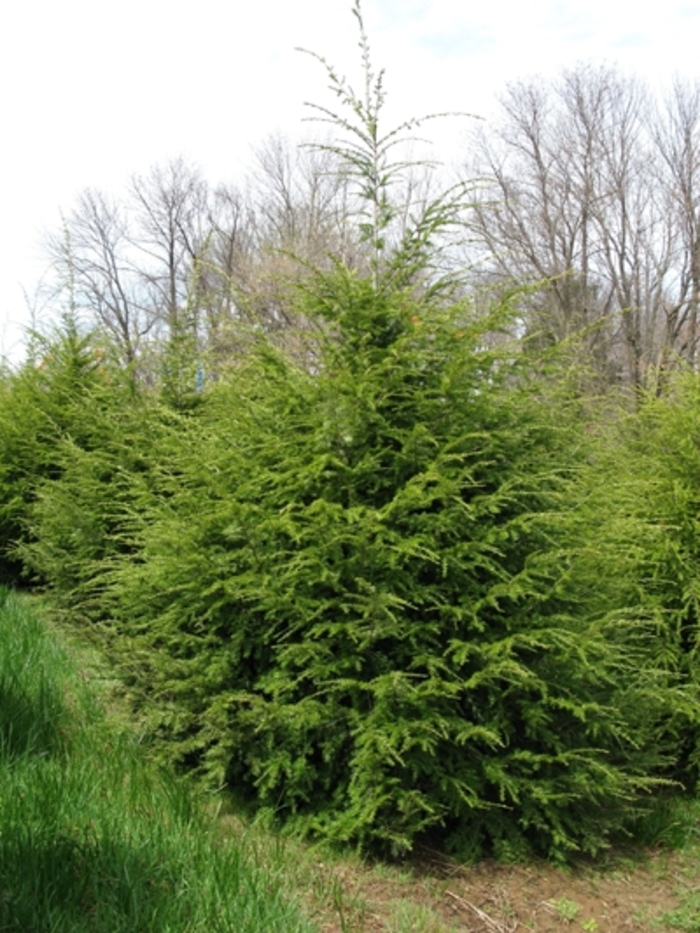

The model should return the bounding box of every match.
[3,7,700,863]
[35,65,700,393]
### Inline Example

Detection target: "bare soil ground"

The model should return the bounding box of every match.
[301,844,693,933]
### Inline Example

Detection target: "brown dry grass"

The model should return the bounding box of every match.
[284,841,694,933]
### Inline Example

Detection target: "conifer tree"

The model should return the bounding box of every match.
[100,4,684,860]
[0,319,109,585]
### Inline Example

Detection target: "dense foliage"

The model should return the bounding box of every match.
[2,276,696,861]
[1,2,700,863]
[100,271,688,860]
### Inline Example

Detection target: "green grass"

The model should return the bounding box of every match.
[651,797,700,933]
[0,586,316,933]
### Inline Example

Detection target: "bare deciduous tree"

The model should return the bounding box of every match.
[466,65,694,389]
[48,189,154,364]
[44,143,363,373]
[129,158,209,337]
[653,80,700,369]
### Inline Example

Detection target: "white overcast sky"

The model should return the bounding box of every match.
[2,0,699,363]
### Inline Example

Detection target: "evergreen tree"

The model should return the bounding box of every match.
[100,6,684,859]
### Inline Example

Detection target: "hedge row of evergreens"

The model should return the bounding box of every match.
[2,276,700,862]
[3,9,700,861]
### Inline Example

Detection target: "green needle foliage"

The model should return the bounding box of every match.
[95,8,681,857]
[0,318,174,616]
[109,262,679,860]
[582,371,700,789]
[0,319,137,589]
[2,1,693,865]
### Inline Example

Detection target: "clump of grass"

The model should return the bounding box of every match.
[626,793,700,851]
[0,588,316,933]
[0,585,71,763]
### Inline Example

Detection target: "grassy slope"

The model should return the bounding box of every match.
[0,587,316,933]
